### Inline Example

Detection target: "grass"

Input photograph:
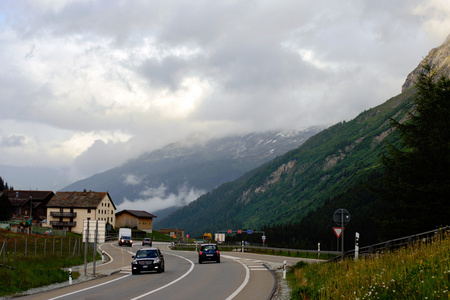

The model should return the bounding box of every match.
[0,229,98,297]
[288,231,450,299]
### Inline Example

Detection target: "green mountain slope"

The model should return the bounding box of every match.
[157,35,450,241]
[156,88,415,236]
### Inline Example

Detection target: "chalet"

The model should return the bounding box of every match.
[115,210,157,233]
[45,191,116,234]
[5,190,54,221]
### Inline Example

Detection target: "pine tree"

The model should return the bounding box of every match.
[380,63,450,236]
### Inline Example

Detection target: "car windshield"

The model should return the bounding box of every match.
[136,250,158,258]
[122,236,131,240]
[201,245,217,251]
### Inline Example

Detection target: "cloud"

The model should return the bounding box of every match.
[116,183,206,212]
[0,0,449,189]
[0,135,27,147]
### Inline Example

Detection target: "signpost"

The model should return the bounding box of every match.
[355,232,360,260]
[333,227,342,238]
[333,209,350,258]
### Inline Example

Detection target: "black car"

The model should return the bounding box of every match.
[142,238,152,247]
[119,236,133,247]
[131,248,165,274]
[198,243,220,264]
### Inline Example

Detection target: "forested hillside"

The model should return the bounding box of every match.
[156,88,415,239]
[157,37,450,250]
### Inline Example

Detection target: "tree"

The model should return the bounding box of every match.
[380,63,450,236]
[0,194,12,221]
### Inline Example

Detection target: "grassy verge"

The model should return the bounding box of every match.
[288,232,450,299]
[149,230,174,242]
[0,229,98,297]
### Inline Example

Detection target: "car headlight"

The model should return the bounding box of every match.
[132,259,137,264]
[154,257,160,264]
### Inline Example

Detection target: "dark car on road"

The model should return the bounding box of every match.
[142,238,152,247]
[119,236,133,247]
[198,243,220,264]
[131,248,165,274]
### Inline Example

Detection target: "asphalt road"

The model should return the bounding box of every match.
[14,241,314,300]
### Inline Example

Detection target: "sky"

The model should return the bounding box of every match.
[0,0,449,190]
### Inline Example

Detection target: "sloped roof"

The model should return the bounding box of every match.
[116,209,157,219]
[47,191,115,209]
[9,199,29,207]
[5,190,54,202]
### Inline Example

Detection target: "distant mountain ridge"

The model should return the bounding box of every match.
[62,127,324,215]
[156,34,450,239]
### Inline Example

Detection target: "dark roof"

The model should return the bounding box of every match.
[5,190,54,202]
[47,191,115,209]
[9,199,29,207]
[116,210,157,219]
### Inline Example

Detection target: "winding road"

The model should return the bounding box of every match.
[16,241,313,300]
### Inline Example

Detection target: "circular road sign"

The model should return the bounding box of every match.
[333,208,350,224]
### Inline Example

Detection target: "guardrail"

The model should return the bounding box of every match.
[172,243,340,259]
[333,226,450,262]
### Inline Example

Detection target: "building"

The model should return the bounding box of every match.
[5,190,54,221]
[45,191,116,234]
[160,228,185,239]
[115,210,157,233]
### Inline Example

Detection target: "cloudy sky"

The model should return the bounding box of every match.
[0,0,449,190]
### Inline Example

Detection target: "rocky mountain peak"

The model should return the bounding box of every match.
[402,34,450,92]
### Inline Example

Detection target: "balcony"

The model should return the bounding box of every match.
[50,221,76,227]
[50,212,77,218]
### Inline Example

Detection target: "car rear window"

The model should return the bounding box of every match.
[201,245,217,251]
[136,250,158,258]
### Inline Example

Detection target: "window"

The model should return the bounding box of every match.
[88,209,91,213]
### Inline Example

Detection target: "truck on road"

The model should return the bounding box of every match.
[118,228,132,247]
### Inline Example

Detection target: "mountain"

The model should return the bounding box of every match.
[156,35,450,242]
[402,33,450,92]
[62,128,324,215]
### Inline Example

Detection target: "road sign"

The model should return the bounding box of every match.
[247,230,252,234]
[333,227,343,238]
[262,235,266,241]
[333,209,350,224]
[186,234,190,238]
[228,229,232,233]
[238,229,242,234]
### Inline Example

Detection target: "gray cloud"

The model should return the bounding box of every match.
[0,0,449,189]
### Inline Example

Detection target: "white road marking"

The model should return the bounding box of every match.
[48,274,131,300]
[222,255,251,300]
[130,253,195,300]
